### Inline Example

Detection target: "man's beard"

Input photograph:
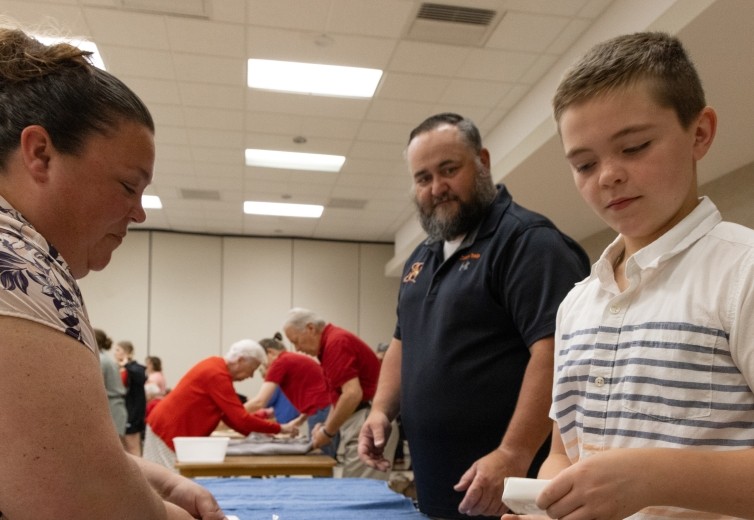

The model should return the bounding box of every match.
[415,168,497,242]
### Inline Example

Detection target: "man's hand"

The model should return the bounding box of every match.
[454,447,529,517]
[357,410,393,472]
[311,423,334,449]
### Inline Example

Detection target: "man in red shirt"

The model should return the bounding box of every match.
[283,308,397,479]
[143,339,298,470]
[244,334,336,457]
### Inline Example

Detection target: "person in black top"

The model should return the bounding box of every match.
[115,340,147,456]
[359,113,590,519]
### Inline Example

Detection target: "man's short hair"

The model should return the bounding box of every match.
[408,112,482,153]
[553,31,706,129]
[284,307,326,332]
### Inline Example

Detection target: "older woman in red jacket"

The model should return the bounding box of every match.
[144,339,298,470]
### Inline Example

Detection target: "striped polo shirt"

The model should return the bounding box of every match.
[552,197,754,519]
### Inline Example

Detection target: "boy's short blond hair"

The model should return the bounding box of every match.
[553,31,706,129]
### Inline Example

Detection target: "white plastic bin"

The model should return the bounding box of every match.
[173,436,230,463]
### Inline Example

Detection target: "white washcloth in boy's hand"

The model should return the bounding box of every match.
[502,477,550,515]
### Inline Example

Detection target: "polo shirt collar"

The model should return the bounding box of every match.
[593,196,721,285]
[317,323,333,360]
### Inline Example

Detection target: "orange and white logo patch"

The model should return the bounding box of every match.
[403,262,424,284]
[458,252,481,272]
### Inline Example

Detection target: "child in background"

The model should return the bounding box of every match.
[145,355,167,396]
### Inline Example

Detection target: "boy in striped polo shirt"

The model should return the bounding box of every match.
[504,32,754,520]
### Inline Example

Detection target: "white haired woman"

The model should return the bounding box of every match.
[143,339,299,470]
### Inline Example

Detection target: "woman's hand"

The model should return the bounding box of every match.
[279,419,300,437]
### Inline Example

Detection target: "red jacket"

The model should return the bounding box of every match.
[147,356,280,449]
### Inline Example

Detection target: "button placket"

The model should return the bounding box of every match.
[582,296,626,447]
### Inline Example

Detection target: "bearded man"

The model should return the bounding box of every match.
[358,113,590,520]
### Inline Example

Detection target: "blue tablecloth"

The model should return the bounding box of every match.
[199,477,428,519]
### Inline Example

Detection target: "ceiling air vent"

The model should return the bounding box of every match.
[180,188,220,201]
[417,3,495,25]
[407,2,504,47]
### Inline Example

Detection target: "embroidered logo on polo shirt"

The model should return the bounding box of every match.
[458,252,480,272]
[403,262,424,284]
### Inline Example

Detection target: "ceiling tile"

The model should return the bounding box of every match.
[246,0,332,32]
[172,54,244,85]
[388,40,470,75]
[85,7,170,49]
[459,48,535,82]
[506,0,589,17]
[245,26,396,68]
[101,46,175,79]
[178,83,245,110]
[184,107,245,131]
[439,78,513,107]
[487,12,570,53]
[327,0,415,38]
[165,17,245,57]
[377,72,450,103]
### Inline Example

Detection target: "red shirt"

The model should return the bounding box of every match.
[265,351,330,414]
[146,356,280,449]
[318,324,380,404]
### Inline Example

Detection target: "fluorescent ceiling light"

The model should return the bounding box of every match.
[142,195,162,209]
[245,148,344,172]
[248,59,382,98]
[244,201,323,219]
[36,36,106,70]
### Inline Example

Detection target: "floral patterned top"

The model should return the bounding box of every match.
[0,195,95,353]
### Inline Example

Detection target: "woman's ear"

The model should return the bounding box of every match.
[19,125,53,182]
[692,106,717,161]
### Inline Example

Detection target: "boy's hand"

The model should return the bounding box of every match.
[536,449,652,520]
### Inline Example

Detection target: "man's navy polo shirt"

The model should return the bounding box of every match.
[395,185,589,519]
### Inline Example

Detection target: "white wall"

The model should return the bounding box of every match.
[79,232,151,350]
[78,231,399,399]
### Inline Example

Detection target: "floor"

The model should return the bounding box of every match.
[330,440,416,500]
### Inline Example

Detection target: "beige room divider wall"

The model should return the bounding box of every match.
[78,230,399,397]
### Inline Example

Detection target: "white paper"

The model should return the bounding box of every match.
[501,477,550,515]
